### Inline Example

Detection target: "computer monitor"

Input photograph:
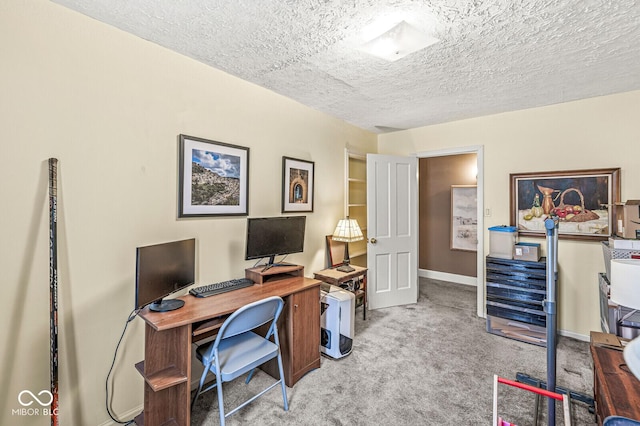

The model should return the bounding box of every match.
[135,238,195,312]
[245,216,306,266]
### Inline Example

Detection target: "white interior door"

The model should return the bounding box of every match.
[366,154,418,310]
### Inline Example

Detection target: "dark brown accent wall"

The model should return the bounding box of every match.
[419,154,477,277]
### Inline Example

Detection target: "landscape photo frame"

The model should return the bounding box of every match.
[178,134,249,217]
[451,185,478,251]
[510,168,620,241]
[282,156,314,213]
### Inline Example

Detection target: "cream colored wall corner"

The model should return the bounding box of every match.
[378,90,640,338]
[0,1,376,424]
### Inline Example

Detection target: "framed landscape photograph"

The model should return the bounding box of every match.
[510,168,620,241]
[178,134,249,217]
[282,156,314,213]
[451,185,478,251]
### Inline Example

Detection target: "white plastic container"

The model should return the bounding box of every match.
[489,226,518,259]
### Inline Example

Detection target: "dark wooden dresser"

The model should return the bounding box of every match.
[591,345,640,424]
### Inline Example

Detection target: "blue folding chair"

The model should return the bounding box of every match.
[603,417,640,426]
[191,296,289,425]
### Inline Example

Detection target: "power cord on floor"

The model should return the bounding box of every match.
[105,309,139,425]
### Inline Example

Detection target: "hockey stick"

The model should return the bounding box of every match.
[48,158,59,426]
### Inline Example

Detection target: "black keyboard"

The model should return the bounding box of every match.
[189,278,254,298]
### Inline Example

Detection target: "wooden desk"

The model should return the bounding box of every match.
[135,276,321,426]
[591,345,640,424]
[314,265,367,320]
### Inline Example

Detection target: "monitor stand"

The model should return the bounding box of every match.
[149,299,185,312]
[245,264,304,284]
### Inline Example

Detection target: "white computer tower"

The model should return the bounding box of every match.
[320,284,355,359]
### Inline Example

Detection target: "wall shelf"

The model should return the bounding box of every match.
[345,149,367,267]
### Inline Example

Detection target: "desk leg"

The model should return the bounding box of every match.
[362,274,367,320]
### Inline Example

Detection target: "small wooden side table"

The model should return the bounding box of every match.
[314,265,368,320]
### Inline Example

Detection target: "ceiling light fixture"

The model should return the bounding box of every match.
[358,20,439,62]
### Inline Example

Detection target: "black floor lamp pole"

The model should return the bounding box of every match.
[544,217,559,426]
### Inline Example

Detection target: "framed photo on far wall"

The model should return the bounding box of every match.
[451,185,478,251]
[282,156,314,213]
[178,134,249,217]
[510,168,620,241]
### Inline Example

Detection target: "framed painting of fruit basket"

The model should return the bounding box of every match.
[510,168,620,241]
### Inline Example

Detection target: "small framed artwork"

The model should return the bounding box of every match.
[178,134,249,217]
[282,157,314,213]
[451,185,478,251]
[510,168,620,241]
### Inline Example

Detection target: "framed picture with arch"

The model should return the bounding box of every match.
[282,156,314,213]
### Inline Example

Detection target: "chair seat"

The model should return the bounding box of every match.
[197,331,279,382]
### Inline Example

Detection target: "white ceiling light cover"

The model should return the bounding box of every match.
[358,20,439,62]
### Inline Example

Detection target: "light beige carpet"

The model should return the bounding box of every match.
[189,278,595,425]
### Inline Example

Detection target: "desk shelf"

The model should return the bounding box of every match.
[191,316,226,342]
[135,361,187,392]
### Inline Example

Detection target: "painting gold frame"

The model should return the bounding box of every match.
[510,168,620,241]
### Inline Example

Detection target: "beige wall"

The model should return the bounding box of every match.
[379,90,640,338]
[0,1,376,424]
[4,1,640,424]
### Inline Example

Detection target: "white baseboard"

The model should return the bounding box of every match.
[98,405,142,426]
[419,269,477,287]
[558,328,589,342]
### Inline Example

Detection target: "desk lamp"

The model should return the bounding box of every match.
[609,259,640,381]
[332,217,364,272]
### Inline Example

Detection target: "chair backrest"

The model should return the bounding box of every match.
[326,235,347,268]
[603,417,640,426]
[217,296,284,341]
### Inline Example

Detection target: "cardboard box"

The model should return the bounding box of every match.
[590,330,630,351]
[489,226,518,259]
[608,237,640,250]
[615,200,640,239]
[513,242,541,262]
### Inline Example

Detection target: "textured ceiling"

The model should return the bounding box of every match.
[52,0,640,133]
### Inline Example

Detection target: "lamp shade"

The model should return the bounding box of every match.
[625,336,640,381]
[332,218,364,243]
[610,259,640,310]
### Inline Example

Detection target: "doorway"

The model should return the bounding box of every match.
[416,146,485,318]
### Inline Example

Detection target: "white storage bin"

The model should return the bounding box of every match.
[489,226,518,259]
